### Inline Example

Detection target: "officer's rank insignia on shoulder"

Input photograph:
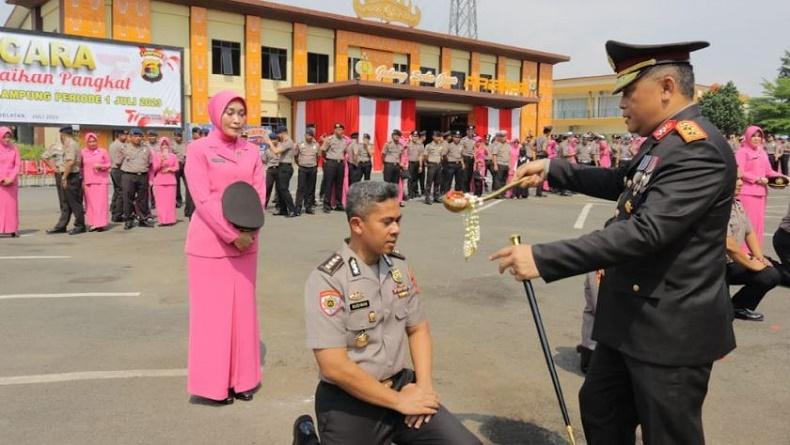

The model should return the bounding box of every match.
[652,120,677,141]
[349,257,361,277]
[319,290,343,317]
[676,120,708,143]
[318,253,344,276]
[389,250,406,260]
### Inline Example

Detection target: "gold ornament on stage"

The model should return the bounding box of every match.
[353,0,422,28]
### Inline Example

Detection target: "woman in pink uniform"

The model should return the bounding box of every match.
[736,125,782,247]
[80,133,111,232]
[598,137,612,168]
[152,138,179,226]
[184,91,266,405]
[0,127,20,237]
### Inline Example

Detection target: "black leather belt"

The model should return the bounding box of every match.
[325,159,343,163]
[122,171,147,176]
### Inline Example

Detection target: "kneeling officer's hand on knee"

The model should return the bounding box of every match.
[395,383,439,417]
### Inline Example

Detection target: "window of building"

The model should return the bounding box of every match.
[211,40,241,76]
[419,67,436,87]
[479,73,493,93]
[348,57,362,80]
[262,47,287,81]
[392,63,409,84]
[261,117,287,132]
[307,53,330,84]
[451,71,466,90]
[554,98,589,119]
[597,95,621,118]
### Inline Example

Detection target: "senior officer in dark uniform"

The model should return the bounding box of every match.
[492,41,736,445]
[299,181,480,445]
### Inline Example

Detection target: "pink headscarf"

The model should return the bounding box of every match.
[208,91,247,144]
[83,132,100,149]
[0,127,14,148]
[159,137,172,151]
[740,125,764,151]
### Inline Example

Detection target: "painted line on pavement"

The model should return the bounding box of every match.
[478,199,505,213]
[0,292,140,301]
[0,256,71,260]
[574,203,596,229]
[0,369,186,386]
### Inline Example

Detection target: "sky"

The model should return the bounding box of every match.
[2,0,787,96]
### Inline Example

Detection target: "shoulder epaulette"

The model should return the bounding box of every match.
[317,253,344,276]
[676,120,708,143]
[389,250,406,260]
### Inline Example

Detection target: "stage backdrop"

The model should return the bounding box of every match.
[294,96,416,171]
[473,106,521,141]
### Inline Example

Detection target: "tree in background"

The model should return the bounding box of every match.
[749,51,790,135]
[698,82,747,135]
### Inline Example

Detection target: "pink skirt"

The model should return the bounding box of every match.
[0,181,19,234]
[739,194,767,251]
[84,183,109,229]
[154,184,177,224]
[187,254,261,400]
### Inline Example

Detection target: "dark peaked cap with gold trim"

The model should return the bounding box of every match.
[606,40,709,94]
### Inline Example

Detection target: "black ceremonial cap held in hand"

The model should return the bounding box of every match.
[222,181,264,231]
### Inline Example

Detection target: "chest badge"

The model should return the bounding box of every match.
[624,200,633,214]
[354,331,369,348]
[391,268,403,284]
[349,291,364,301]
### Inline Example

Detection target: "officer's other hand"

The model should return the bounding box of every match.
[405,414,432,430]
[395,383,439,416]
[233,232,254,251]
[490,244,540,281]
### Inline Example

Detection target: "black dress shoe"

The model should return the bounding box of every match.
[46,227,67,234]
[286,212,298,218]
[124,222,134,231]
[734,308,764,321]
[68,227,87,235]
[293,414,319,445]
[139,218,155,228]
[334,205,344,212]
[305,208,315,215]
[234,390,254,401]
[323,208,332,214]
[424,199,432,205]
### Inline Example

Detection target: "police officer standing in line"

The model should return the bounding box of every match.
[108,129,128,222]
[461,125,476,192]
[262,134,280,210]
[495,41,736,445]
[172,130,186,208]
[347,133,363,186]
[146,130,160,151]
[417,131,427,192]
[490,130,510,191]
[298,181,482,445]
[183,127,201,219]
[270,127,297,218]
[443,131,465,192]
[381,130,404,188]
[295,129,320,215]
[406,130,424,199]
[438,131,450,194]
[120,128,154,230]
[577,134,599,167]
[41,138,65,213]
[321,123,349,213]
[45,126,86,235]
[357,134,374,182]
[422,131,445,205]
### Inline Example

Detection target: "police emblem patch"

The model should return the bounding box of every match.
[319,290,343,316]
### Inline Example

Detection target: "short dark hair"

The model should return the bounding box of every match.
[346,181,398,221]
[543,126,552,135]
[646,64,695,99]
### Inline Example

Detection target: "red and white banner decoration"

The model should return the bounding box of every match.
[473,106,521,141]
[294,97,415,171]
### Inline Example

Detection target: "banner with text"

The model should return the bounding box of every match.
[0,28,183,128]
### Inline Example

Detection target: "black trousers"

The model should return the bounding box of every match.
[492,165,509,191]
[184,170,194,219]
[348,163,362,185]
[315,377,480,445]
[438,161,448,193]
[424,163,441,201]
[407,161,422,198]
[276,163,296,214]
[781,154,789,176]
[726,261,780,310]
[463,155,474,192]
[175,162,185,205]
[772,228,790,286]
[54,173,85,230]
[579,343,712,445]
[54,172,66,212]
[265,166,279,209]
[296,166,318,211]
[442,162,464,192]
[121,172,150,221]
[110,168,124,219]
[359,161,372,181]
[383,162,400,185]
[769,154,779,171]
[323,159,345,209]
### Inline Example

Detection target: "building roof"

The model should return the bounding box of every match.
[6,0,570,64]
[278,80,537,109]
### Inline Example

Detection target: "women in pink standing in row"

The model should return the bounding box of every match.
[598,137,612,168]
[0,127,20,237]
[152,138,179,226]
[80,133,111,232]
[185,91,266,405]
[736,125,783,247]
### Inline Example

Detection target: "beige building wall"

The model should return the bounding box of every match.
[41,0,60,33]
[479,53,496,77]
[450,49,470,74]
[419,45,440,71]
[151,2,191,121]
[306,26,335,83]
[207,10,245,97]
[505,58,521,82]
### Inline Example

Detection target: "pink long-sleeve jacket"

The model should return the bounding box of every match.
[736,126,781,198]
[184,92,266,258]
[151,138,179,186]
[0,127,20,185]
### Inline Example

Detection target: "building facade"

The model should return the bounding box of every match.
[4,0,568,155]
[552,74,710,135]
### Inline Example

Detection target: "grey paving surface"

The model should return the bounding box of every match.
[1,183,789,445]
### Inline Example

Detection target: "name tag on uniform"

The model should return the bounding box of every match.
[211,157,226,163]
[350,301,370,311]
